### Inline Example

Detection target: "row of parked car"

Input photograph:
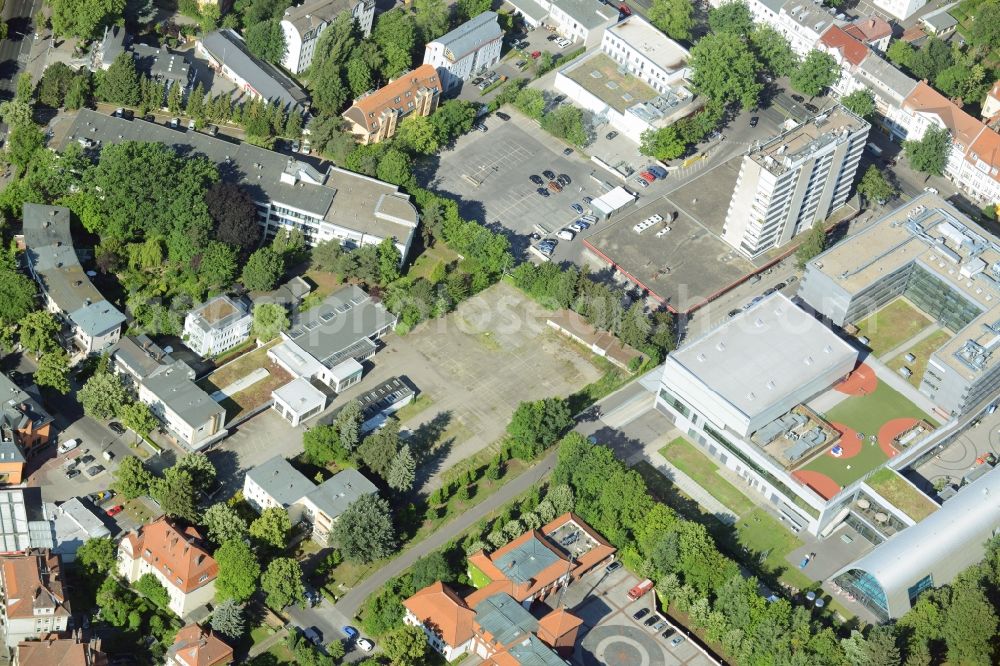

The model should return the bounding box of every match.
[632,607,686,647]
[634,164,668,189]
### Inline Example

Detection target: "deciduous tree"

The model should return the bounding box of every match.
[381,625,429,665]
[153,467,199,521]
[750,27,798,77]
[648,0,694,40]
[18,310,60,356]
[203,503,248,545]
[904,126,951,178]
[251,303,289,342]
[708,0,753,34]
[261,557,305,609]
[689,32,763,109]
[50,0,125,40]
[175,452,217,490]
[332,494,396,562]
[841,88,876,118]
[857,165,897,205]
[249,507,292,549]
[241,247,284,291]
[795,220,827,268]
[113,456,155,499]
[34,349,71,394]
[790,49,838,97]
[79,371,130,420]
[215,539,261,603]
[206,182,261,258]
[119,401,158,437]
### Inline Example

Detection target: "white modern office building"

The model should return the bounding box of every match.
[655,293,860,534]
[599,15,690,94]
[182,295,252,358]
[874,0,927,20]
[423,11,503,91]
[722,106,869,259]
[280,0,376,74]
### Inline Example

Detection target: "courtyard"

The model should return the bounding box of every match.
[196,339,293,422]
[853,298,934,358]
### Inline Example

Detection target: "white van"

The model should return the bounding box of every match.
[58,439,81,454]
[557,229,575,241]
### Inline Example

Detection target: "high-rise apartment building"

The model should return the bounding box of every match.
[722,106,870,259]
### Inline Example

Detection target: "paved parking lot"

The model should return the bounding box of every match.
[423,116,619,256]
[560,568,716,666]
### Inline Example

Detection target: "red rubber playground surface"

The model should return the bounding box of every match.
[834,363,877,396]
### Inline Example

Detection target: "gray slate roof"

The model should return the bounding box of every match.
[286,285,396,369]
[758,0,788,13]
[22,204,125,338]
[62,111,417,242]
[283,0,365,35]
[0,374,52,439]
[431,11,503,61]
[492,533,563,584]
[474,593,540,644]
[246,455,316,508]
[142,359,225,429]
[199,29,309,107]
[855,55,919,104]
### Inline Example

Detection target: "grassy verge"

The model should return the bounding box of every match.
[853,298,932,357]
[659,437,755,515]
[866,468,938,522]
[394,394,435,423]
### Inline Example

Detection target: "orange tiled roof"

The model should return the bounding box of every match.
[901,26,926,43]
[903,81,986,149]
[126,519,217,594]
[537,607,583,642]
[820,26,869,67]
[403,582,475,647]
[844,16,891,43]
[342,64,440,133]
[170,624,233,666]
[16,635,106,666]
[542,512,616,574]
[0,550,70,620]
[966,128,1000,184]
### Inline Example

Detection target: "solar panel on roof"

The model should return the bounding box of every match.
[321,312,336,322]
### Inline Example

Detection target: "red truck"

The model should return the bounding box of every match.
[627,579,654,601]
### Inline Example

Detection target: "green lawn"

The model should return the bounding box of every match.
[801,440,888,487]
[659,437,755,515]
[735,508,812,590]
[824,379,934,436]
[866,468,938,522]
[886,329,951,388]
[853,299,932,358]
[468,562,492,589]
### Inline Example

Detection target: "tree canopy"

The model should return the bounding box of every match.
[50,0,125,40]
[242,247,285,291]
[790,49,838,97]
[261,557,305,609]
[215,539,261,603]
[648,0,694,41]
[689,32,763,109]
[333,494,396,561]
[904,126,951,177]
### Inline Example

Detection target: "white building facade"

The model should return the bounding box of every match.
[280,0,376,74]
[423,12,503,91]
[599,16,690,94]
[182,295,252,358]
[874,0,927,20]
[505,0,617,45]
[722,106,869,259]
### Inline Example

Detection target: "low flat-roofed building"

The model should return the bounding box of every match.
[22,204,125,356]
[0,550,71,648]
[183,295,252,358]
[268,285,395,392]
[797,194,1000,416]
[110,336,226,449]
[554,50,699,143]
[832,464,1000,620]
[196,29,309,108]
[243,456,377,543]
[424,11,503,91]
[271,377,327,426]
[342,65,441,145]
[63,111,419,262]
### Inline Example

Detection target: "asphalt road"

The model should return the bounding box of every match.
[0,0,40,98]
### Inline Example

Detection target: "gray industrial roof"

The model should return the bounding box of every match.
[492,533,563,585]
[47,497,112,559]
[431,11,502,61]
[282,0,363,35]
[199,29,309,107]
[306,468,378,519]
[110,335,175,380]
[286,285,396,368]
[474,593,540,644]
[507,635,565,665]
[832,464,1000,617]
[247,455,317,508]
[132,43,190,84]
[62,111,417,241]
[22,204,125,338]
[921,8,957,31]
[668,293,858,419]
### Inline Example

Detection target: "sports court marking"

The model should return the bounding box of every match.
[835,362,878,396]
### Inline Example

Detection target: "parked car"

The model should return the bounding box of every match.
[581,215,597,223]
[515,59,528,69]
[772,281,787,291]
[804,103,819,113]
[571,203,584,214]
[109,422,125,435]
[65,468,81,479]
[187,118,196,130]
[583,196,593,204]
[472,77,483,85]
[547,34,558,41]
[574,219,590,229]
[531,50,542,59]
[87,465,105,477]
[357,638,375,652]
[563,147,573,155]
[632,608,650,620]
[643,615,659,627]
[542,169,556,180]
[557,173,571,185]
[661,627,675,639]
[474,123,488,132]
[497,111,511,121]
[58,439,81,454]
[635,177,649,188]
[79,455,95,466]
[653,620,667,631]
[557,228,575,241]
[168,117,180,128]
[749,116,759,127]
[530,174,544,185]
[537,187,550,197]
[547,180,563,193]
[570,222,585,232]
[556,37,571,48]
[606,131,618,140]
[529,232,542,241]
[791,94,805,103]
[303,626,323,646]
[670,635,686,647]
[342,626,359,640]
[923,186,939,194]
[605,561,622,574]
[106,505,124,517]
